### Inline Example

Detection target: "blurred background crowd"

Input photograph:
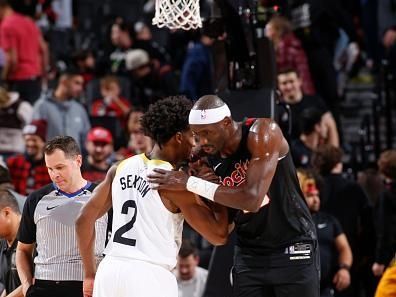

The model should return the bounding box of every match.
[0,0,395,296]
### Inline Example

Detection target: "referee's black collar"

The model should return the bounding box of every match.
[53,182,92,198]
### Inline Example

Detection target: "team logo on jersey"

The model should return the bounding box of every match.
[220,160,249,187]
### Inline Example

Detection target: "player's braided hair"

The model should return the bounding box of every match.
[141,96,192,147]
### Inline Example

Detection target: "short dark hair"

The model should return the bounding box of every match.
[277,67,299,77]
[378,149,396,180]
[44,136,81,158]
[0,165,11,184]
[0,0,9,8]
[311,145,343,175]
[299,108,323,135]
[58,68,82,82]
[178,240,198,258]
[141,96,192,147]
[0,190,20,214]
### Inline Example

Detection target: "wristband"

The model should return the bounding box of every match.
[339,264,351,271]
[186,176,220,201]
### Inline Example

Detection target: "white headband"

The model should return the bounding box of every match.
[189,104,231,125]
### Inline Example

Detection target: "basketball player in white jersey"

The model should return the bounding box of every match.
[76,96,229,297]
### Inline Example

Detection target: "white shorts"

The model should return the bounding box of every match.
[93,256,178,297]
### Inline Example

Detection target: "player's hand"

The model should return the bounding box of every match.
[191,160,219,184]
[147,168,188,191]
[333,268,350,291]
[372,262,385,277]
[83,277,95,297]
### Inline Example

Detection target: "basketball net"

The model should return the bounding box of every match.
[152,0,202,30]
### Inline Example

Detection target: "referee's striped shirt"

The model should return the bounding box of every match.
[17,183,107,281]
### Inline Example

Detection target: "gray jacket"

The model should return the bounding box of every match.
[32,94,90,148]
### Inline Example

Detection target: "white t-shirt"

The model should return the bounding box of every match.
[176,266,209,297]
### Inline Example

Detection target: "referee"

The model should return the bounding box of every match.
[15,136,108,297]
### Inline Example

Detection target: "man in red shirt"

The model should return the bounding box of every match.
[0,0,49,104]
[7,119,51,195]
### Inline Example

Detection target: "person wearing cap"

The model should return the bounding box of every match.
[6,120,51,196]
[125,49,177,108]
[82,127,114,183]
[297,169,352,297]
[147,95,320,297]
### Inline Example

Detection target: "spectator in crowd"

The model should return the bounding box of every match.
[277,68,339,146]
[378,0,396,76]
[0,159,25,210]
[91,75,131,127]
[72,49,96,87]
[125,49,177,108]
[0,0,49,104]
[16,136,107,297]
[116,108,152,160]
[133,21,171,66]
[175,240,208,297]
[297,169,352,297]
[0,87,32,159]
[0,190,23,297]
[372,149,396,297]
[291,108,326,168]
[288,0,359,116]
[7,120,51,196]
[312,144,375,297]
[109,19,134,76]
[378,0,396,52]
[32,70,90,148]
[266,15,315,95]
[81,127,114,183]
[49,0,73,62]
[179,28,215,101]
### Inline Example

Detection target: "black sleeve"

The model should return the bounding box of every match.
[17,193,39,244]
[331,215,344,238]
[17,185,53,244]
[375,191,394,265]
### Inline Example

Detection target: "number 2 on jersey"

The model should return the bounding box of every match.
[113,200,137,246]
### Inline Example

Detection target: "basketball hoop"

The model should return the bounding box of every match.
[152,0,202,30]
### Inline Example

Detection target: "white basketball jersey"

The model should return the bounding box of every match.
[104,154,184,271]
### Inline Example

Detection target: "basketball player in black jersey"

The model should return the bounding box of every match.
[148,95,320,297]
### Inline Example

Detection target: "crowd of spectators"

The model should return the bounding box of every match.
[0,0,395,296]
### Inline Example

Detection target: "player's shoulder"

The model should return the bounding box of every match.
[114,154,145,175]
[248,118,283,138]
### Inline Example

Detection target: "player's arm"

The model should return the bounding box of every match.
[333,233,353,291]
[210,119,287,212]
[162,190,229,245]
[76,165,115,280]
[148,119,287,212]
[15,242,35,296]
